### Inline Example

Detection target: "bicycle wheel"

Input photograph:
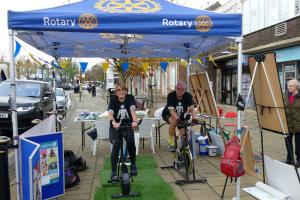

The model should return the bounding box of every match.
[121,164,130,195]
[173,149,182,169]
[182,150,193,179]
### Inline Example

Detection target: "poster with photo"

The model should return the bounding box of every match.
[40,140,59,186]
[32,160,42,200]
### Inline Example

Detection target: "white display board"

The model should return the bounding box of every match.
[264,155,300,200]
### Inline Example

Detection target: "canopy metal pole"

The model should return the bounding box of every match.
[234,1,243,199]
[52,68,57,129]
[187,57,191,92]
[234,36,243,200]
[79,68,82,102]
[9,29,21,200]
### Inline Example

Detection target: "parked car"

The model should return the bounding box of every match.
[62,83,74,90]
[0,80,54,138]
[56,88,69,113]
[82,84,89,90]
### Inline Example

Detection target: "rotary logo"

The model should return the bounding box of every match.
[94,0,161,13]
[78,13,98,30]
[195,15,213,32]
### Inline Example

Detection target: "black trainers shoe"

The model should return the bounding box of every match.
[283,160,294,165]
[111,172,118,182]
[130,164,137,176]
[168,145,176,152]
[296,160,300,168]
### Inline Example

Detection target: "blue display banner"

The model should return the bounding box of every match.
[20,138,40,200]
[26,132,64,200]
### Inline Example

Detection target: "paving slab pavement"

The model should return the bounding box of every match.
[9,90,291,200]
[59,91,259,200]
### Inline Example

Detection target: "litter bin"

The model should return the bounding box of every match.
[0,136,11,200]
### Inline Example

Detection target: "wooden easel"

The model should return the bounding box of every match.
[190,72,226,145]
[248,53,300,183]
[240,126,256,176]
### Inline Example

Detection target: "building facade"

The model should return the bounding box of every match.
[209,0,300,107]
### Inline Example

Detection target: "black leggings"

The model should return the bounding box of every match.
[286,133,300,162]
[109,127,136,173]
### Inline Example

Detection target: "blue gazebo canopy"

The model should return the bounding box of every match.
[8,0,242,58]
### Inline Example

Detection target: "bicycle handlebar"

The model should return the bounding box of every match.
[176,119,201,128]
[116,119,142,130]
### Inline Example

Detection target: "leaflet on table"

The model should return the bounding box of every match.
[78,112,101,120]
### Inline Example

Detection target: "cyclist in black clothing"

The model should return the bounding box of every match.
[108,83,138,181]
[162,81,196,152]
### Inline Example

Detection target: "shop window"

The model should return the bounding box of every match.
[296,0,300,15]
[282,62,297,91]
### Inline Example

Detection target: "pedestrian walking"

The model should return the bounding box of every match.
[91,83,96,97]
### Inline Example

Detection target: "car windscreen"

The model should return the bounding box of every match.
[56,89,64,96]
[0,82,41,97]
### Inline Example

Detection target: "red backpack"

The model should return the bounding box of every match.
[220,136,245,178]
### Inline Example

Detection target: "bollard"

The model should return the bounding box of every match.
[0,136,11,200]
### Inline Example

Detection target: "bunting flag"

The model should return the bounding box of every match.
[14,40,21,58]
[121,62,129,72]
[102,62,109,72]
[208,55,217,67]
[202,56,207,64]
[38,57,51,65]
[59,60,70,69]
[180,60,187,68]
[196,58,203,65]
[141,62,149,71]
[160,62,168,72]
[38,57,62,69]
[1,70,7,81]
[80,62,88,73]
[51,60,62,69]
[28,53,42,65]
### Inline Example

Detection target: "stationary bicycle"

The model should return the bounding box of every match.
[161,114,207,185]
[108,119,141,198]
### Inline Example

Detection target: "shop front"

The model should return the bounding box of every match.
[275,45,300,92]
[221,66,237,105]
[219,57,254,108]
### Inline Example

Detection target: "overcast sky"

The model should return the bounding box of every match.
[0,0,227,65]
